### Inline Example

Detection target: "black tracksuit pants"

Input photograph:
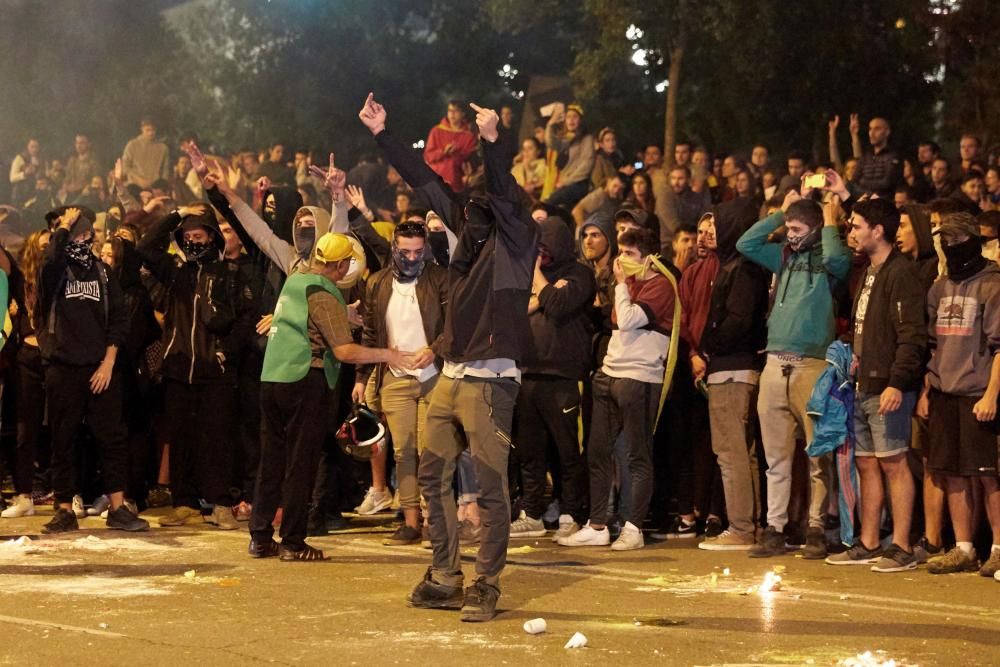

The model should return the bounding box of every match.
[513,375,587,523]
[163,379,236,508]
[46,362,128,504]
[14,345,45,495]
[250,370,328,550]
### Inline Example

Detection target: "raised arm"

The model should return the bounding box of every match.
[828,115,843,172]
[307,152,350,233]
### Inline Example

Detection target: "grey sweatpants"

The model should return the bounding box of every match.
[708,380,761,538]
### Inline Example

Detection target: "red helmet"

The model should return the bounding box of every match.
[335,404,386,461]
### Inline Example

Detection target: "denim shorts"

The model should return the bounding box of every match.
[854,390,917,458]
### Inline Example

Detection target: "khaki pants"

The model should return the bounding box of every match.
[418,375,517,589]
[379,373,437,510]
[757,356,831,531]
[708,381,761,539]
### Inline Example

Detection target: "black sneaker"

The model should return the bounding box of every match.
[705,518,723,539]
[825,540,882,565]
[384,524,422,546]
[248,537,280,558]
[801,526,828,560]
[42,508,79,534]
[748,526,785,558]
[105,505,149,532]
[407,567,464,610]
[460,578,501,622]
[913,536,943,564]
[871,544,918,573]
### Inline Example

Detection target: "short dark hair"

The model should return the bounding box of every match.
[960,133,981,146]
[978,211,1000,236]
[919,140,941,154]
[854,198,900,242]
[787,150,807,163]
[447,99,464,110]
[394,220,427,239]
[670,165,691,178]
[618,227,659,257]
[927,197,970,215]
[785,199,823,229]
[675,140,692,150]
[962,171,985,186]
[932,157,951,170]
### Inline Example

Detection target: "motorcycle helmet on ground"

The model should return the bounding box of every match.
[336,403,386,461]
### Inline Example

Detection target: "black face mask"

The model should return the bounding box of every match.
[294,226,316,259]
[182,240,214,263]
[944,236,988,281]
[427,231,450,267]
[391,241,425,283]
[786,225,822,253]
[65,239,94,269]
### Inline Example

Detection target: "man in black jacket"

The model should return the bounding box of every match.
[692,199,770,551]
[358,93,538,622]
[826,198,927,571]
[38,207,148,533]
[510,217,596,541]
[137,203,251,530]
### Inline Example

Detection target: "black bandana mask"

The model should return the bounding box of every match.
[182,240,214,263]
[65,239,94,269]
[294,226,316,260]
[944,236,988,282]
[391,241,425,283]
[427,231,450,267]
[786,225,822,253]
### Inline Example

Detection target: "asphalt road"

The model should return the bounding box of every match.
[0,508,998,666]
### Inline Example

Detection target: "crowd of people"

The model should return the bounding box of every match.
[2,91,1000,622]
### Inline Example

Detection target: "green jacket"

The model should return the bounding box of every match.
[260,271,344,388]
[735,211,850,359]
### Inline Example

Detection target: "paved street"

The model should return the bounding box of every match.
[1,508,998,666]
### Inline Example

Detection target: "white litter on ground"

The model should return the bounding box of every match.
[0,575,170,597]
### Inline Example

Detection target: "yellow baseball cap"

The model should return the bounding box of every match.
[313,233,362,264]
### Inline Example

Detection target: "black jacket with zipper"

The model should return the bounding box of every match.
[374,129,538,364]
[136,210,248,385]
[850,249,928,394]
[701,257,770,374]
[357,261,449,393]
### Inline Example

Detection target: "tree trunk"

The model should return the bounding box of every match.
[664,39,685,168]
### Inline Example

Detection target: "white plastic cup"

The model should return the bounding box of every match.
[564,632,588,649]
[523,618,547,634]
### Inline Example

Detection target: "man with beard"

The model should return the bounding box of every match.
[510,217,596,542]
[353,221,449,546]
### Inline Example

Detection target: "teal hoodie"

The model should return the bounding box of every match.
[735,211,850,359]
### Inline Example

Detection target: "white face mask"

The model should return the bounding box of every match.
[982,238,999,262]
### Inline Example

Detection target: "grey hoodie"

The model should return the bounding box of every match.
[927,263,1000,396]
[229,198,346,275]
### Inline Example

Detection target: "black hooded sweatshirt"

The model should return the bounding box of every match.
[700,198,770,374]
[374,129,538,364]
[903,203,939,292]
[524,218,597,379]
[136,210,249,385]
[39,227,128,367]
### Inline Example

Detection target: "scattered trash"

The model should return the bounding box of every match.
[98,623,108,629]
[184,570,196,579]
[709,573,718,587]
[217,578,240,587]
[839,594,850,600]
[759,571,782,593]
[772,565,787,575]
[564,632,587,649]
[722,568,731,576]
[507,545,536,555]
[523,618,546,634]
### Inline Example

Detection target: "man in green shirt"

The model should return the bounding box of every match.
[248,232,416,561]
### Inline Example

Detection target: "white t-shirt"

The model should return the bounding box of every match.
[385,280,437,383]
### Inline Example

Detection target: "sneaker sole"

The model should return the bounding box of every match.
[510,530,547,539]
[355,500,393,516]
[699,542,753,551]
[0,510,35,518]
[107,523,150,532]
[557,539,610,547]
[928,563,980,574]
[460,609,497,622]
[610,543,644,551]
[406,596,463,610]
[825,557,881,566]
[871,562,917,573]
[665,533,697,540]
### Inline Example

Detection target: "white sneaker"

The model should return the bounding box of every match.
[611,521,645,551]
[354,487,392,515]
[1,494,35,518]
[551,514,580,542]
[510,510,547,538]
[557,521,610,546]
[72,495,87,518]
[86,494,110,517]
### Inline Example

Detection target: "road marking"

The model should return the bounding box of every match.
[0,613,125,637]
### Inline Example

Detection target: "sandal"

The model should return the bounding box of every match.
[279,544,330,562]
[248,538,280,558]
